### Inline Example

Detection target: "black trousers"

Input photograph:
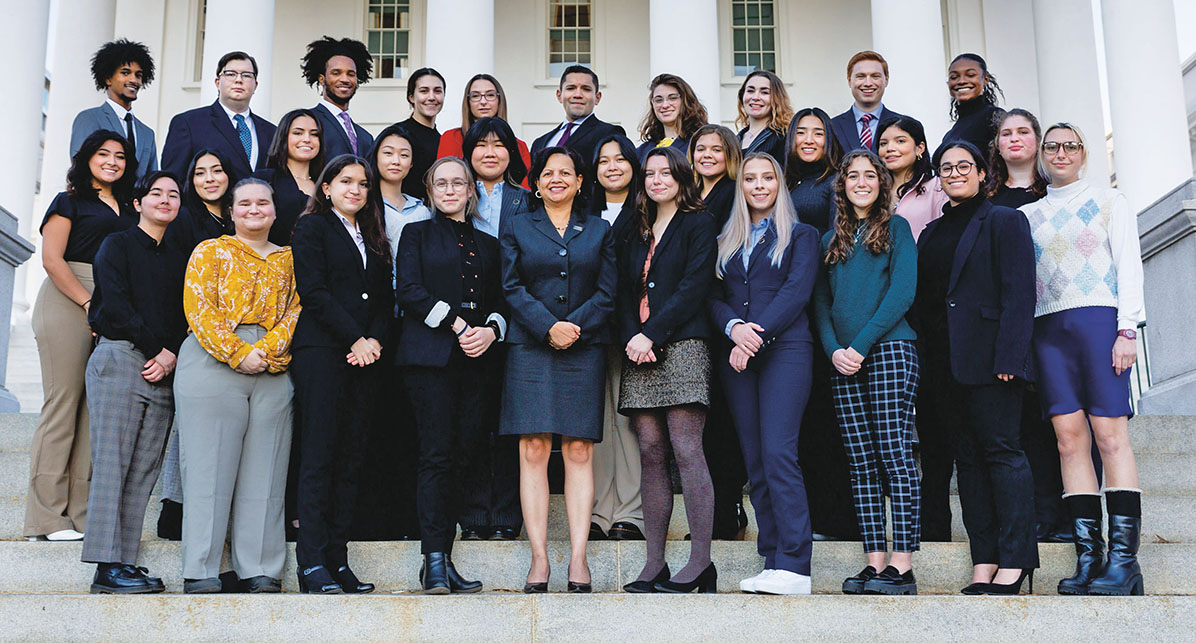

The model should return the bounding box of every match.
[704,365,748,535]
[351,356,421,540]
[291,347,374,570]
[916,359,956,542]
[799,350,862,539]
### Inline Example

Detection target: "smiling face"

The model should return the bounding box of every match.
[741,75,773,121]
[216,58,257,105]
[877,125,923,174]
[692,133,728,181]
[192,154,229,205]
[1042,127,1085,185]
[947,58,985,103]
[320,55,358,107]
[135,176,181,227]
[376,134,413,186]
[106,61,143,106]
[468,78,500,120]
[595,141,633,193]
[231,183,276,235]
[471,132,510,184]
[843,156,880,215]
[997,115,1038,164]
[323,163,370,216]
[430,162,471,216]
[557,71,600,121]
[651,83,682,128]
[287,115,320,162]
[535,153,583,206]
[89,139,128,187]
[849,60,887,110]
[741,157,779,214]
[938,147,985,203]
[643,155,679,205]
[411,74,445,120]
[791,115,827,164]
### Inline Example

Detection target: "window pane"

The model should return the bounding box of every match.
[760,3,773,25]
[732,3,745,25]
[746,3,759,26]
[749,53,761,70]
[733,29,746,51]
[762,29,774,50]
[578,5,591,26]
[748,29,760,50]
[368,31,380,52]
[762,53,775,71]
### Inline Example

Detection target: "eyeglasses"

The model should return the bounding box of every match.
[468,91,499,103]
[652,93,681,105]
[432,179,470,193]
[219,70,257,81]
[1042,141,1084,155]
[938,161,974,177]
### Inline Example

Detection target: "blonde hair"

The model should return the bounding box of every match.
[716,153,796,277]
[1039,121,1089,180]
[424,156,480,221]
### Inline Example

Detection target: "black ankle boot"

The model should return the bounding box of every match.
[331,565,375,594]
[1057,517,1106,595]
[420,553,450,594]
[298,565,344,594]
[445,556,482,593]
[1088,515,1144,595]
[157,500,182,541]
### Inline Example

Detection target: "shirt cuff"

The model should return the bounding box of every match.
[486,312,508,342]
[725,318,745,339]
[424,300,451,328]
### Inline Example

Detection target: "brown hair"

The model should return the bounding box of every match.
[985,108,1048,199]
[846,50,888,79]
[637,73,709,144]
[635,147,704,242]
[688,124,743,184]
[826,150,895,264]
[458,73,509,133]
[735,70,793,136]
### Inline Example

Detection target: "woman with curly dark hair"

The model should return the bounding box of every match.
[24,130,138,541]
[70,39,157,179]
[940,53,1004,152]
[301,36,375,158]
[635,74,709,162]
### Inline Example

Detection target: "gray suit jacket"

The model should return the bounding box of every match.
[70,103,158,180]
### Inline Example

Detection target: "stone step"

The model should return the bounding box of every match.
[4,594,1192,641]
[2,539,1193,596]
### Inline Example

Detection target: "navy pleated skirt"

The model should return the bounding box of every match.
[1032,306,1133,418]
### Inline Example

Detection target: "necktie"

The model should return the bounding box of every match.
[859,113,874,150]
[558,122,576,146]
[338,111,359,155]
[234,114,253,164]
[123,113,136,153]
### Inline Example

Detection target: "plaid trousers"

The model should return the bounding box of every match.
[830,340,921,553]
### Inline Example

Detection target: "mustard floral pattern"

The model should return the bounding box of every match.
[184,235,301,371]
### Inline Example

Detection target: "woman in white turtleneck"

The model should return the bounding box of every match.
[1019,122,1144,597]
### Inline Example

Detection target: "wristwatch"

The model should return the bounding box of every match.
[1117,329,1137,340]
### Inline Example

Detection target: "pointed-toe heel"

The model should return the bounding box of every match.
[623,564,670,593]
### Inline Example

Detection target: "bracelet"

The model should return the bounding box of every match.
[455,325,469,337]
[81,299,91,307]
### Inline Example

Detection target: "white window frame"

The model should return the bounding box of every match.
[534,0,606,87]
[718,0,787,86]
[358,0,425,87]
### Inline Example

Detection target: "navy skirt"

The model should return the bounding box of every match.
[1033,306,1132,418]
[500,342,606,441]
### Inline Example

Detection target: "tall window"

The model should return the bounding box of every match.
[192,0,207,82]
[367,0,412,79]
[548,0,592,77]
[731,0,776,76]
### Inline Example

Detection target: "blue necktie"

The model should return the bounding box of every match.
[234,114,252,163]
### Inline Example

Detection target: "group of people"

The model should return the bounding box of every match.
[25,36,1145,599]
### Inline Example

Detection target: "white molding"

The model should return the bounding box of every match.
[533,0,605,86]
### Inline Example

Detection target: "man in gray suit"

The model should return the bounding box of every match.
[70,39,158,180]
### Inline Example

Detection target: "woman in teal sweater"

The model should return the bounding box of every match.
[813,150,920,595]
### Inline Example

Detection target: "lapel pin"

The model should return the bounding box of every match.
[573,225,584,231]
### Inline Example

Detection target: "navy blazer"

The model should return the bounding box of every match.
[913,199,1036,386]
[312,104,375,160]
[500,208,616,345]
[161,101,276,182]
[829,105,904,154]
[617,210,716,346]
[291,211,393,351]
[531,116,626,170]
[738,126,786,165]
[490,184,534,238]
[70,104,157,179]
[396,216,506,367]
[709,221,820,352]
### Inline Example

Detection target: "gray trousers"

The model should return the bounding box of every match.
[591,347,644,532]
[159,421,183,503]
[175,328,293,580]
[80,339,173,564]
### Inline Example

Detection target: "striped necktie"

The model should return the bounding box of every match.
[859,113,874,150]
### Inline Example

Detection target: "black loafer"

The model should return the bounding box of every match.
[490,526,519,540]
[242,575,282,593]
[842,566,880,594]
[608,522,644,541]
[589,523,608,540]
[91,563,156,594]
[125,565,165,592]
[183,577,223,594]
[863,566,917,595]
[460,526,486,541]
[331,565,375,594]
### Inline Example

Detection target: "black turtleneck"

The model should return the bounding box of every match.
[941,99,1001,153]
[914,192,984,344]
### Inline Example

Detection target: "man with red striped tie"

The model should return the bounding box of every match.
[830,51,906,154]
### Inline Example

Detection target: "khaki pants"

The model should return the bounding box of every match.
[591,347,644,532]
[24,264,93,537]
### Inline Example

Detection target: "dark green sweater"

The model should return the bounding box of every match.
[813,215,918,359]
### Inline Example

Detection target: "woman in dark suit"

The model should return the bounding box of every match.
[690,124,741,229]
[618,147,717,593]
[735,71,792,163]
[709,152,820,595]
[398,157,506,593]
[290,155,393,594]
[911,140,1038,595]
[500,146,616,593]
[257,109,325,245]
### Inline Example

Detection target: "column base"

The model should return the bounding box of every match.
[1138,370,1196,415]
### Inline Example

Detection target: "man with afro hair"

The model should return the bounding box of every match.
[70,39,158,180]
[302,36,375,159]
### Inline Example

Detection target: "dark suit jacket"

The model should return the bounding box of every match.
[491,184,534,238]
[70,104,157,179]
[830,105,904,154]
[703,176,737,230]
[396,217,506,367]
[617,210,716,346]
[709,221,820,351]
[312,103,375,160]
[500,208,616,345]
[912,199,1036,385]
[738,126,786,165]
[291,211,393,351]
[161,101,276,182]
[531,116,626,171]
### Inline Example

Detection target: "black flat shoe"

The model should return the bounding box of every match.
[420,553,451,595]
[183,577,223,594]
[460,526,486,541]
[490,526,519,541]
[609,522,645,541]
[298,565,344,594]
[445,556,483,593]
[842,566,880,594]
[863,566,917,595]
[91,563,156,594]
[242,575,282,593]
[332,565,375,594]
[623,564,669,593]
[979,570,1034,595]
[589,523,608,541]
[156,500,182,541]
[654,563,717,594]
[567,566,591,594]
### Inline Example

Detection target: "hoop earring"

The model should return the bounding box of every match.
[535,190,542,198]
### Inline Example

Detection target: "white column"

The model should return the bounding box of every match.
[1101,0,1194,211]
[870,0,950,147]
[1032,0,1110,186]
[1,1,51,317]
[648,0,720,125]
[201,0,276,116]
[424,0,494,131]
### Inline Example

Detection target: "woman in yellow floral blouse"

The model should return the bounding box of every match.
[173,177,301,594]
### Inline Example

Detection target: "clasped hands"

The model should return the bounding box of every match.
[452,317,497,358]
[548,321,581,350]
[141,348,177,383]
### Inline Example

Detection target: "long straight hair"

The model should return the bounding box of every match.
[181,148,235,232]
[265,108,327,183]
[301,155,391,262]
[716,152,796,277]
[588,133,643,214]
[826,150,895,264]
[783,106,842,189]
[459,73,510,132]
[634,147,704,242]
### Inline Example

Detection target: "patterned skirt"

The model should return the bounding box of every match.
[618,338,711,413]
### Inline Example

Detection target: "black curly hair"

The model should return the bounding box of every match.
[66,130,138,204]
[300,36,373,88]
[948,53,1004,121]
[90,39,155,91]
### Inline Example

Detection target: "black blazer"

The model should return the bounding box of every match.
[738,126,786,164]
[395,217,506,367]
[709,221,820,351]
[312,104,375,160]
[617,210,716,346]
[913,199,1036,386]
[531,116,626,170]
[291,211,393,351]
[703,176,737,230]
[829,105,904,154]
[500,208,616,345]
[161,101,276,181]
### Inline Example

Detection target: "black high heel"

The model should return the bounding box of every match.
[567,566,591,594]
[623,564,670,593]
[979,569,1034,595]
[654,563,717,594]
[523,566,549,594]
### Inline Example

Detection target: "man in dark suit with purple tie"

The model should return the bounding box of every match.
[829,51,905,154]
[530,66,625,169]
[301,37,376,161]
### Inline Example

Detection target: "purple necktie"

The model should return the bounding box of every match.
[338,111,359,154]
[558,122,576,146]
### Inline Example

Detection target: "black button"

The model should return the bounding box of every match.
[557,295,567,303]
[558,248,567,256]
[948,300,956,308]
[560,271,568,279]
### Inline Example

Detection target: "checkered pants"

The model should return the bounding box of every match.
[830,340,921,553]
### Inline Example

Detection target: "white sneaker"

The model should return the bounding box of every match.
[46,529,84,541]
[739,569,775,593]
[754,569,812,595]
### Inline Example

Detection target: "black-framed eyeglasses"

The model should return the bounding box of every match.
[220,70,257,81]
[1042,141,1084,155]
[938,161,974,177]
[468,91,499,103]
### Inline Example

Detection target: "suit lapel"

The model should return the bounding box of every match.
[317,105,353,153]
[561,212,585,246]
[499,187,526,223]
[746,225,776,275]
[530,210,567,247]
[329,212,367,280]
[649,213,681,267]
[209,102,245,161]
[566,116,601,151]
[948,200,989,293]
[99,103,124,137]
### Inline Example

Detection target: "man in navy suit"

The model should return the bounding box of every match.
[530,66,625,169]
[70,39,158,180]
[301,37,376,161]
[829,51,904,154]
[161,51,277,182]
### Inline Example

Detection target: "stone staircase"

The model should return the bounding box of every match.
[1,411,1193,641]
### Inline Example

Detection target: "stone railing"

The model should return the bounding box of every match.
[0,206,35,412]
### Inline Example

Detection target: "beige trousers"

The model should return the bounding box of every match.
[591,347,644,531]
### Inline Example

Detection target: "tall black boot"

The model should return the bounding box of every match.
[419,553,450,595]
[1088,489,1144,596]
[1057,493,1104,595]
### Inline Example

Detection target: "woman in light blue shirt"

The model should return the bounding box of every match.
[464,117,533,239]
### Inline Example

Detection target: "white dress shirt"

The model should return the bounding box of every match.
[219,101,259,168]
[545,113,593,147]
[335,209,368,268]
[105,99,133,138]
